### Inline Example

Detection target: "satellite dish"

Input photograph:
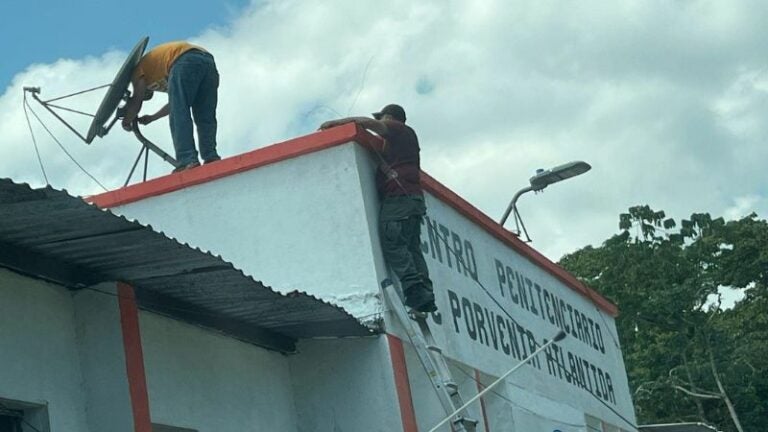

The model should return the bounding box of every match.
[23,36,180,186]
[85,36,149,143]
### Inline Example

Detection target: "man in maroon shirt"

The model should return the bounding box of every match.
[320,104,436,313]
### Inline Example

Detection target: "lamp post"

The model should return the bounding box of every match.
[499,161,591,242]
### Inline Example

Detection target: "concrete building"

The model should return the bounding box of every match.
[1,123,638,431]
[0,179,371,432]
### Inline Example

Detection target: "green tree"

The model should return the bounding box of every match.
[559,206,767,432]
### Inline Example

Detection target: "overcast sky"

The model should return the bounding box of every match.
[1,0,767,268]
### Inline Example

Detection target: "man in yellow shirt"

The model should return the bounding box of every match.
[122,41,221,171]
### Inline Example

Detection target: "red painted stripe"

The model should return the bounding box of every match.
[87,123,375,208]
[89,125,616,316]
[117,282,152,432]
[387,334,418,432]
[475,369,491,431]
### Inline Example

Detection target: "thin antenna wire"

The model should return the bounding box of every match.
[25,102,108,192]
[304,55,375,124]
[43,103,96,117]
[346,55,375,115]
[42,83,110,103]
[22,94,49,185]
[303,104,344,121]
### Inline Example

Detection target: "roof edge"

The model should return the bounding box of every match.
[87,123,370,208]
[87,125,618,317]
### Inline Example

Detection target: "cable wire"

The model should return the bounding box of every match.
[22,94,49,185]
[595,304,621,351]
[346,55,375,115]
[25,101,108,191]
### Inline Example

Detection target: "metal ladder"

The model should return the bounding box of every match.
[381,279,478,432]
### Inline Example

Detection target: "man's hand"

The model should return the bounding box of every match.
[121,76,147,132]
[138,114,156,125]
[122,118,133,132]
[319,120,342,130]
[318,116,390,139]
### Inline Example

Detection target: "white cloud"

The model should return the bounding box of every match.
[724,195,762,220]
[706,285,748,311]
[2,0,768,260]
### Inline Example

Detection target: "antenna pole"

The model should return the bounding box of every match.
[26,89,91,143]
[132,121,180,169]
[124,146,147,187]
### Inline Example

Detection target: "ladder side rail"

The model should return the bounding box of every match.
[382,281,476,431]
[382,285,458,411]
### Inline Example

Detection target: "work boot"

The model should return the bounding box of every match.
[172,161,201,173]
[404,289,437,313]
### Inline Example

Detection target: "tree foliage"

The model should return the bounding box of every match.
[559,205,767,431]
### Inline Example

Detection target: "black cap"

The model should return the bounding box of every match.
[372,104,406,122]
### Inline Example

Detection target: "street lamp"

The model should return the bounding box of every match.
[499,161,591,242]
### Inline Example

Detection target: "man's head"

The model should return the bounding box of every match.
[373,104,406,123]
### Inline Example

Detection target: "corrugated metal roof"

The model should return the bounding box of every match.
[0,179,373,353]
[639,423,720,432]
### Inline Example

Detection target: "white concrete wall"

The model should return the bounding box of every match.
[288,337,402,432]
[0,269,90,431]
[140,311,298,432]
[114,143,383,320]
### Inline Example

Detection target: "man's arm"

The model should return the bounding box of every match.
[121,77,147,131]
[320,117,390,136]
[319,117,391,152]
[138,103,169,125]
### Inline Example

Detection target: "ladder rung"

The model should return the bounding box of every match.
[409,311,429,321]
[382,280,476,430]
[453,416,479,426]
[426,344,442,354]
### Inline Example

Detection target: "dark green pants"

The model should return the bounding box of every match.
[379,196,433,298]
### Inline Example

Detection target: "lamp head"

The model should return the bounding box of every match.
[529,161,591,191]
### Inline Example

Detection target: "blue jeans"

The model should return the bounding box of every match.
[168,50,220,165]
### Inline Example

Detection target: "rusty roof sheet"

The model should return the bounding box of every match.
[0,179,373,352]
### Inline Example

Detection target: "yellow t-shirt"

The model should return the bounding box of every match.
[133,41,207,92]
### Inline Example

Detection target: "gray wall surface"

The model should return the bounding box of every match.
[288,337,402,432]
[140,311,299,432]
[73,283,136,432]
[0,269,90,431]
